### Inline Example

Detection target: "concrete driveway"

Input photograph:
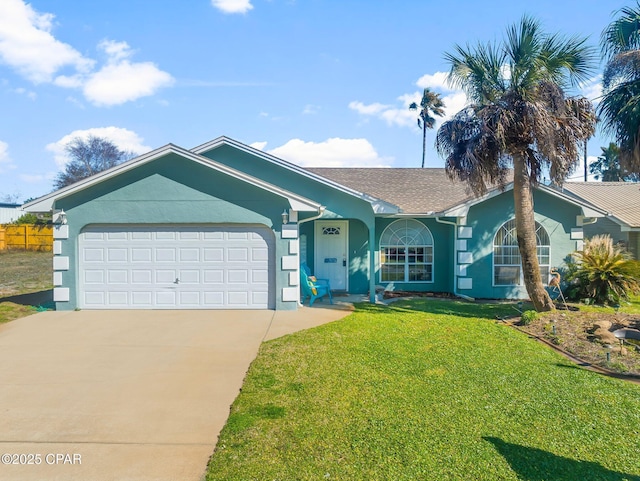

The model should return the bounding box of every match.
[0,305,351,481]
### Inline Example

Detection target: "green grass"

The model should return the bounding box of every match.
[207,300,640,481]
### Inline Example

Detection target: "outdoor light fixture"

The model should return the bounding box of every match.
[281,209,289,225]
[54,209,67,225]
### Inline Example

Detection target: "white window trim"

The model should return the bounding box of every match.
[379,219,434,284]
[492,219,550,287]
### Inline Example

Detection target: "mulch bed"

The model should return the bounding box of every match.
[519,306,640,377]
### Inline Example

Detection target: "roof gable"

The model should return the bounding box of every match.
[191,136,399,214]
[23,143,321,213]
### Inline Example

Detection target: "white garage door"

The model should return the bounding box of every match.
[79,225,274,309]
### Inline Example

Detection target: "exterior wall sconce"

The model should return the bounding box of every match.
[281,209,289,225]
[53,209,67,225]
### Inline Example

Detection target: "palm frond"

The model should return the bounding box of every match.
[601,3,640,59]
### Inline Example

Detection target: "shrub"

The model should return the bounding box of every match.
[565,235,640,305]
[520,310,539,325]
[11,213,50,225]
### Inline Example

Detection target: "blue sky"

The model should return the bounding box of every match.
[0,0,627,202]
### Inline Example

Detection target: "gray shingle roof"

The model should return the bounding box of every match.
[562,182,640,228]
[306,168,493,214]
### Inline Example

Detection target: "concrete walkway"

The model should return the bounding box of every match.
[0,302,352,481]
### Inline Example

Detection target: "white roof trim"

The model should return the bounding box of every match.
[191,136,400,214]
[440,182,607,218]
[23,144,322,213]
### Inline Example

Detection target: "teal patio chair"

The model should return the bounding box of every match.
[300,264,333,306]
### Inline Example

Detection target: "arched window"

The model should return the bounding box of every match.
[380,219,434,282]
[493,219,550,286]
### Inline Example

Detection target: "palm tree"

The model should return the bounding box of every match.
[409,88,445,168]
[435,16,597,311]
[600,3,640,174]
[590,142,640,181]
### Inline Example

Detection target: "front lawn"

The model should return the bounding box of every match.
[207,300,640,481]
[0,250,53,323]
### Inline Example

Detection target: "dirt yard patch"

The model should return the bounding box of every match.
[520,306,640,376]
[0,250,53,323]
[0,250,52,297]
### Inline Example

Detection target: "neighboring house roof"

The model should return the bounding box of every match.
[562,182,640,228]
[23,144,322,214]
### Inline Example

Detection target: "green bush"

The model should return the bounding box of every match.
[565,235,640,305]
[520,310,539,325]
[11,212,50,225]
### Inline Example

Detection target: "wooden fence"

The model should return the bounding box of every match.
[0,225,53,252]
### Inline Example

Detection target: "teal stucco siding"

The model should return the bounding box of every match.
[54,153,295,310]
[374,217,454,294]
[462,189,582,299]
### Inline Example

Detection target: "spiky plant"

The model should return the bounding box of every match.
[566,235,640,305]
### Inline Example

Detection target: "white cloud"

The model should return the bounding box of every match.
[580,75,603,104]
[250,141,268,150]
[264,138,393,167]
[0,141,15,173]
[211,0,253,14]
[350,71,469,131]
[303,104,320,115]
[0,0,93,83]
[46,127,151,169]
[0,2,173,106]
[416,71,454,92]
[13,87,36,100]
[80,40,174,106]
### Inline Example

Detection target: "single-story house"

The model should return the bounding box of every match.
[561,182,640,259]
[0,202,23,224]
[24,136,607,311]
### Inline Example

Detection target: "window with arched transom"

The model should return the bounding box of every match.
[493,219,550,286]
[380,219,434,282]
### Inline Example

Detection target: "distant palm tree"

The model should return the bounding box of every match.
[409,88,445,168]
[590,142,640,181]
[436,16,596,311]
[600,3,640,174]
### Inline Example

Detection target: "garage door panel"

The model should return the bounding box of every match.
[84,270,104,284]
[156,248,176,262]
[179,270,200,283]
[79,225,273,309]
[108,291,129,305]
[228,291,249,305]
[131,248,152,262]
[131,291,152,306]
[109,270,128,284]
[131,270,151,284]
[227,269,248,284]
[227,248,248,262]
[83,248,104,262]
[179,248,199,262]
[203,269,223,283]
[108,249,127,262]
[156,270,177,283]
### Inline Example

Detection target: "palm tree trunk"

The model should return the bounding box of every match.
[513,154,555,312]
[421,124,426,168]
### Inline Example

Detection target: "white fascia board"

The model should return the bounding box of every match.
[192,136,400,214]
[23,143,321,214]
[439,183,608,219]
